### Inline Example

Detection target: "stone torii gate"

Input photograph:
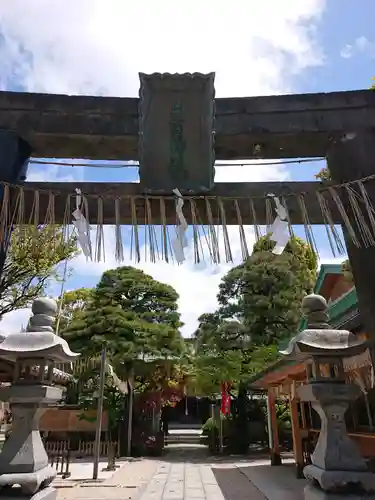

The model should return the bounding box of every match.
[1,73,375,337]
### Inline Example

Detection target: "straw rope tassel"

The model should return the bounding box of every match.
[265,197,273,233]
[234,199,249,261]
[27,188,36,227]
[95,197,105,262]
[15,186,25,230]
[42,191,56,255]
[194,200,218,264]
[189,199,203,264]
[114,198,124,263]
[28,189,40,255]
[328,187,361,248]
[297,194,318,254]
[205,198,220,264]
[357,180,375,240]
[218,198,233,263]
[316,191,343,257]
[83,195,93,261]
[61,195,70,248]
[8,188,21,248]
[281,196,294,238]
[315,191,345,256]
[249,198,261,241]
[346,185,375,247]
[5,174,375,264]
[159,198,169,263]
[130,197,140,263]
[145,198,158,263]
[0,184,10,247]
[13,186,25,251]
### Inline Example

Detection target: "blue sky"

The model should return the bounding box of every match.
[0,0,373,335]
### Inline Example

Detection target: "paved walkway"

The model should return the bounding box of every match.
[56,448,305,500]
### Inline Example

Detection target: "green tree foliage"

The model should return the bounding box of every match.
[253,234,317,284]
[315,167,331,181]
[193,314,279,394]
[61,266,185,362]
[0,226,78,318]
[56,288,94,332]
[193,318,247,395]
[74,364,124,440]
[218,236,317,344]
[193,236,317,393]
[341,259,353,284]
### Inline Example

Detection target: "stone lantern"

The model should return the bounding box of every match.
[0,297,80,499]
[281,294,375,500]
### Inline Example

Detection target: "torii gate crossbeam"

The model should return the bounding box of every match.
[0,88,373,161]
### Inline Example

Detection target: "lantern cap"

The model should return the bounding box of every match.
[280,293,368,360]
[0,297,80,363]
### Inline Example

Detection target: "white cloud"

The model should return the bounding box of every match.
[215,161,290,183]
[340,36,375,59]
[0,0,324,97]
[0,0,327,337]
[0,308,31,335]
[26,163,84,183]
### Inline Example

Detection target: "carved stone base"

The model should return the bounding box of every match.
[0,487,56,500]
[305,483,375,500]
[0,467,56,495]
[304,465,375,493]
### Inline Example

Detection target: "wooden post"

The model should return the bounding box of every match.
[289,390,304,478]
[327,131,375,340]
[300,402,307,430]
[267,390,281,465]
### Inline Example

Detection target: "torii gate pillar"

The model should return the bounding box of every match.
[0,131,32,273]
[327,131,375,338]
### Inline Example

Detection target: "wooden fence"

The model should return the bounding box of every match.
[76,440,119,457]
[45,439,120,458]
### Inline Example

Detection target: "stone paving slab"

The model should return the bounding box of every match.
[52,459,129,488]
[239,461,305,500]
[138,460,266,500]
[56,459,158,500]
[211,465,265,500]
[55,450,304,500]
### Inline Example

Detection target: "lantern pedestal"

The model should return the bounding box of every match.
[0,297,80,499]
[280,294,375,500]
[304,483,375,500]
[0,385,62,495]
[301,382,375,499]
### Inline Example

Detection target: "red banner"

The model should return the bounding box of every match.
[220,382,231,415]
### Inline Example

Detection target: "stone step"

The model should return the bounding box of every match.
[165,434,206,445]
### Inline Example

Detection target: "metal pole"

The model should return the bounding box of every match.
[93,347,106,480]
[126,371,134,457]
[219,412,224,454]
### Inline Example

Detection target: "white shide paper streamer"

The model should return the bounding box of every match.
[267,194,290,255]
[72,188,92,259]
[172,188,189,264]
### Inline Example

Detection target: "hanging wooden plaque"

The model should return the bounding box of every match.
[138,72,215,194]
